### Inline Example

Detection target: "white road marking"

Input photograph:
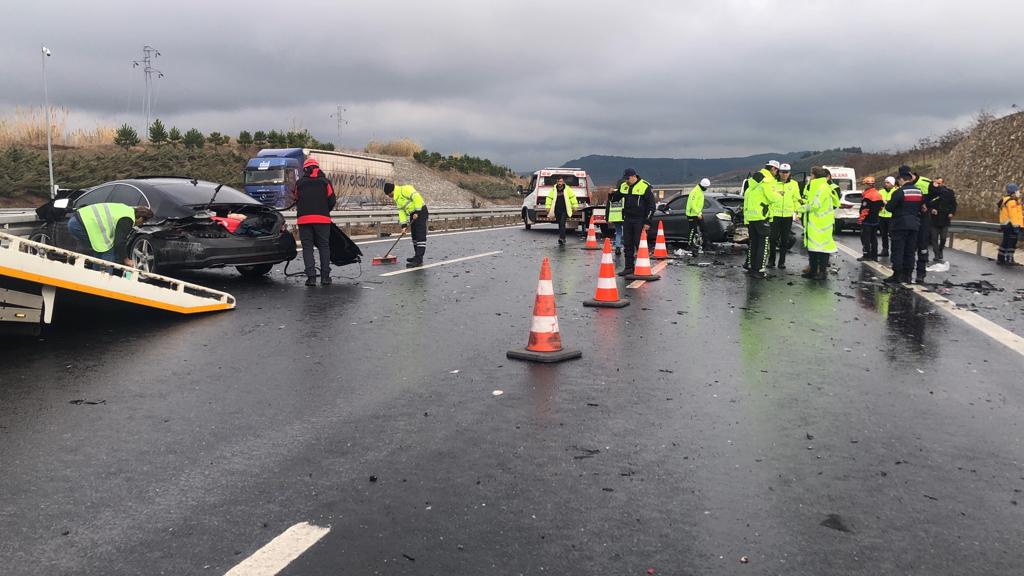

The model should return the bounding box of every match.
[356,225,519,246]
[835,241,1024,358]
[378,251,503,276]
[224,522,329,576]
[626,261,669,289]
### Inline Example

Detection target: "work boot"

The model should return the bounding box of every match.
[618,268,634,277]
[615,247,622,255]
[305,277,317,287]
[558,237,566,245]
[321,275,332,286]
[883,273,900,284]
[880,251,889,258]
[406,256,416,263]
[857,255,869,261]
[406,260,423,268]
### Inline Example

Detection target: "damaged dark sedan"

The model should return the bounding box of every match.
[31,177,297,278]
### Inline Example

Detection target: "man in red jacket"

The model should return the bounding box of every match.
[294,158,336,286]
[857,177,885,261]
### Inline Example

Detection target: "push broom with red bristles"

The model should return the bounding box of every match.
[371,229,405,265]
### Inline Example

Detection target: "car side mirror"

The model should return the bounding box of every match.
[53,198,70,209]
[656,203,668,213]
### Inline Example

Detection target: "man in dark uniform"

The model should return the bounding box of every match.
[617,168,656,276]
[294,157,336,286]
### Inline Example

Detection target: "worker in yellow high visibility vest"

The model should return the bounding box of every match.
[67,202,153,265]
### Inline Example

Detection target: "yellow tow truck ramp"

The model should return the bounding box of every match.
[0,231,235,327]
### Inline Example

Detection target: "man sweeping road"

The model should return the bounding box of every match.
[384,183,428,268]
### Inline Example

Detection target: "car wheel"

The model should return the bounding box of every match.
[522,208,531,230]
[237,263,274,279]
[29,230,52,245]
[130,236,160,274]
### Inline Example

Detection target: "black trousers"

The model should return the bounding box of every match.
[931,223,948,261]
[860,225,879,259]
[808,252,830,278]
[556,213,567,240]
[999,225,1020,263]
[621,218,645,271]
[768,217,793,266]
[879,218,891,255]
[746,220,770,272]
[410,207,428,262]
[890,229,917,279]
[299,223,331,279]
[916,218,930,279]
[687,216,703,253]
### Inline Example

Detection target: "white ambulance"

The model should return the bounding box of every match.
[519,168,598,231]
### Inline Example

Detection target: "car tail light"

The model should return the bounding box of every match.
[840,202,854,209]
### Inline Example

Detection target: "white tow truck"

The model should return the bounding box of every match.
[519,168,598,232]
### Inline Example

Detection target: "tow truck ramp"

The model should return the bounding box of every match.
[0,231,235,327]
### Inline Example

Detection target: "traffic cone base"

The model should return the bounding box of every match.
[507,257,583,364]
[584,238,630,308]
[581,217,600,250]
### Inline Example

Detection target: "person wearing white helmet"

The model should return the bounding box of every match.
[878,176,896,258]
[767,163,801,269]
[742,160,780,278]
[685,178,711,256]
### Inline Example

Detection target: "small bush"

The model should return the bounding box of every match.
[148,119,167,145]
[114,123,140,150]
[183,128,205,149]
[365,138,423,158]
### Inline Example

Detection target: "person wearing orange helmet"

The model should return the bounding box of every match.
[294,157,336,285]
[857,176,884,261]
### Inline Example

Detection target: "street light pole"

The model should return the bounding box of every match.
[41,44,55,198]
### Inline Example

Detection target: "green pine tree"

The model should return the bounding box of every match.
[183,128,205,149]
[148,119,168,145]
[238,130,253,149]
[168,127,182,146]
[113,123,140,150]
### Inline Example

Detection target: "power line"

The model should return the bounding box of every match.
[132,45,164,133]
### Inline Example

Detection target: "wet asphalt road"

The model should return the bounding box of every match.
[1,226,1023,576]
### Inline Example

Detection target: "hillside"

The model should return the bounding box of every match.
[938,111,1024,220]
[0,145,522,208]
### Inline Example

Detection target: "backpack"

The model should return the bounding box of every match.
[329,223,362,266]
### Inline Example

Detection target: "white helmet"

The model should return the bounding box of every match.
[884,176,896,186]
[779,163,792,172]
[699,178,711,188]
[767,160,781,169]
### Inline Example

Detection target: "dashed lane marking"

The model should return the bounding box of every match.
[355,225,520,246]
[378,250,503,277]
[626,260,670,289]
[835,241,1024,358]
[224,522,329,576]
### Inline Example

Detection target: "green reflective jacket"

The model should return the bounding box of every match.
[800,177,838,253]
[685,185,705,217]
[769,179,801,218]
[394,185,425,224]
[878,185,894,218]
[743,169,775,224]
[77,202,136,253]
[544,185,579,216]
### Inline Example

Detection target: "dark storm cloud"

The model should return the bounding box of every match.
[3,0,1022,169]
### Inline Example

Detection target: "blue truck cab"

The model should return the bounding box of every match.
[243,148,305,209]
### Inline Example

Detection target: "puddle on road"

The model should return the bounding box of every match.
[851,268,946,363]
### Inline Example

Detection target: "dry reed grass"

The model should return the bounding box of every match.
[364,138,423,158]
[0,106,117,148]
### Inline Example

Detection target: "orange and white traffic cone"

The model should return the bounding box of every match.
[584,238,630,308]
[581,217,599,250]
[626,229,661,281]
[507,257,583,363]
[652,221,672,259]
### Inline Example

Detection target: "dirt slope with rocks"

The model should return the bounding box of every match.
[938,111,1024,221]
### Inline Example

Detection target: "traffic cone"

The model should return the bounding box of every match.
[652,221,672,259]
[507,257,583,363]
[584,238,630,308]
[626,229,661,281]
[581,217,599,250]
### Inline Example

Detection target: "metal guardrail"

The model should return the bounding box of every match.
[0,207,524,239]
[947,220,1004,256]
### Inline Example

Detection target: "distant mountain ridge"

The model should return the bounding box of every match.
[561,151,860,185]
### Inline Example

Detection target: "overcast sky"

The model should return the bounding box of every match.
[1,0,1021,170]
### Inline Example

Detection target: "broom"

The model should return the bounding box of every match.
[372,229,405,265]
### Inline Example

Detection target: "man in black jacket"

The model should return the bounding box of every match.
[884,173,924,284]
[617,168,657,276]
[294,158,336,286]
[927,178,957,265]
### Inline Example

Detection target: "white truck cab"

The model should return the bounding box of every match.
[520,168,596,231]
[822,165,861,233]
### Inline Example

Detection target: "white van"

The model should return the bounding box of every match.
[520,168,597,231]
[822,165,860,233]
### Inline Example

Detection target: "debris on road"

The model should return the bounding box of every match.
[492,390,504,396]
[820,513,852,533]
[68,399,105,405]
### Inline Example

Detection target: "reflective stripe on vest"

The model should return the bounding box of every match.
[78,202,135,253]
[620,180,650,195]
[879,187,894,218]
[608,199,624,222]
